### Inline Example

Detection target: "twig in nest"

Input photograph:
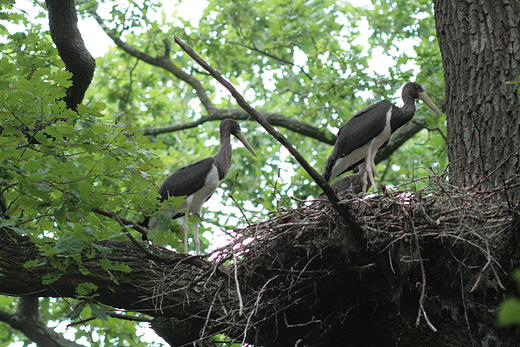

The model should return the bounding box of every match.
[233,247,244,316]
[420,306,437,333]
[470,237,506,291]
[403,205,437,332]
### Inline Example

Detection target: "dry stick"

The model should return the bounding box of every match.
[174,36,365,247]
[409,214,437,332]
[228,173,252,225]
[68,311,152,327]
[232,247,244,316]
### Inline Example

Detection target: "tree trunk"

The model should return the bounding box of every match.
[434,0,520,200]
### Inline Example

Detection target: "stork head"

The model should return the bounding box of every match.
[221,119,257,157]
[403,82,443,117]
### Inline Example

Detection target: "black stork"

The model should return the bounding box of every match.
[322,82,443,193]
[318,162,368,197]
[146,119,257,254]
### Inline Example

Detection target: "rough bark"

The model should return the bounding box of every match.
[434,0,520,200]
[45,0,95,110]
[0,229,223,319]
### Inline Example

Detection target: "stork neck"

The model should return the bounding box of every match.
[391,97,416,132]
[213,132,232,180]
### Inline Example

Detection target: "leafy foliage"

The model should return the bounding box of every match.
[497,269,520,326]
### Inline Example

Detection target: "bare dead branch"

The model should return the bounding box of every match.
[173,35,366,247]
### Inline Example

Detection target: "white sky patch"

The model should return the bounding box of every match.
[77,0,210,58]
[164,0,209,27]
[211,76,257,105]
[292,46,309,74]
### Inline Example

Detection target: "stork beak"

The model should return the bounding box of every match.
[418,92,443,116]
[235,132,257,157]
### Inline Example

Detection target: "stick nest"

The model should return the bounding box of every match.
[150,177,516,345]
[210,177,515,344]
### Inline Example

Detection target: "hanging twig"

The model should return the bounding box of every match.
[406,208,437,332]
[173,36,365,248]
[227,173,252,226]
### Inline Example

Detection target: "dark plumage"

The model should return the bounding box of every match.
[144,119,257,254]
[322,82,443,192]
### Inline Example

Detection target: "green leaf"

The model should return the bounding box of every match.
[101,258,131,273]
[54,235,85,255]
[497,297,520,326]
[90,303,109,320]
[42,273,62,285]
[69,301,87,320]
[76,282,99,296]
[23,259,44,268]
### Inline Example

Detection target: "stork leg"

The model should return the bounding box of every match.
[368,160,378,192]
[193,219,200,255]
[359,162,370,194]
[182,213,189,253]
[360,141,378,193]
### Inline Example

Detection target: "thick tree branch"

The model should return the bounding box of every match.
[143,108,336,144]
[45,0,95,111]
[0,229,224,319]
[0,297,82,347]
[145,110,426,160]
[88,11,341,145]
[89,10,425,163]
[89,10,216,113]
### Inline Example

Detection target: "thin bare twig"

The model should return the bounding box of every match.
[68,311,152,326]
[227,173,252,226]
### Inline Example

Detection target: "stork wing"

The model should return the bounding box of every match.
[158,157,216,201]
[323,100,392,180]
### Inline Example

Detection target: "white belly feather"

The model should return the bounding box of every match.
[148,164,220,229]
[330,108,393,180]
[185,164,220,216]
